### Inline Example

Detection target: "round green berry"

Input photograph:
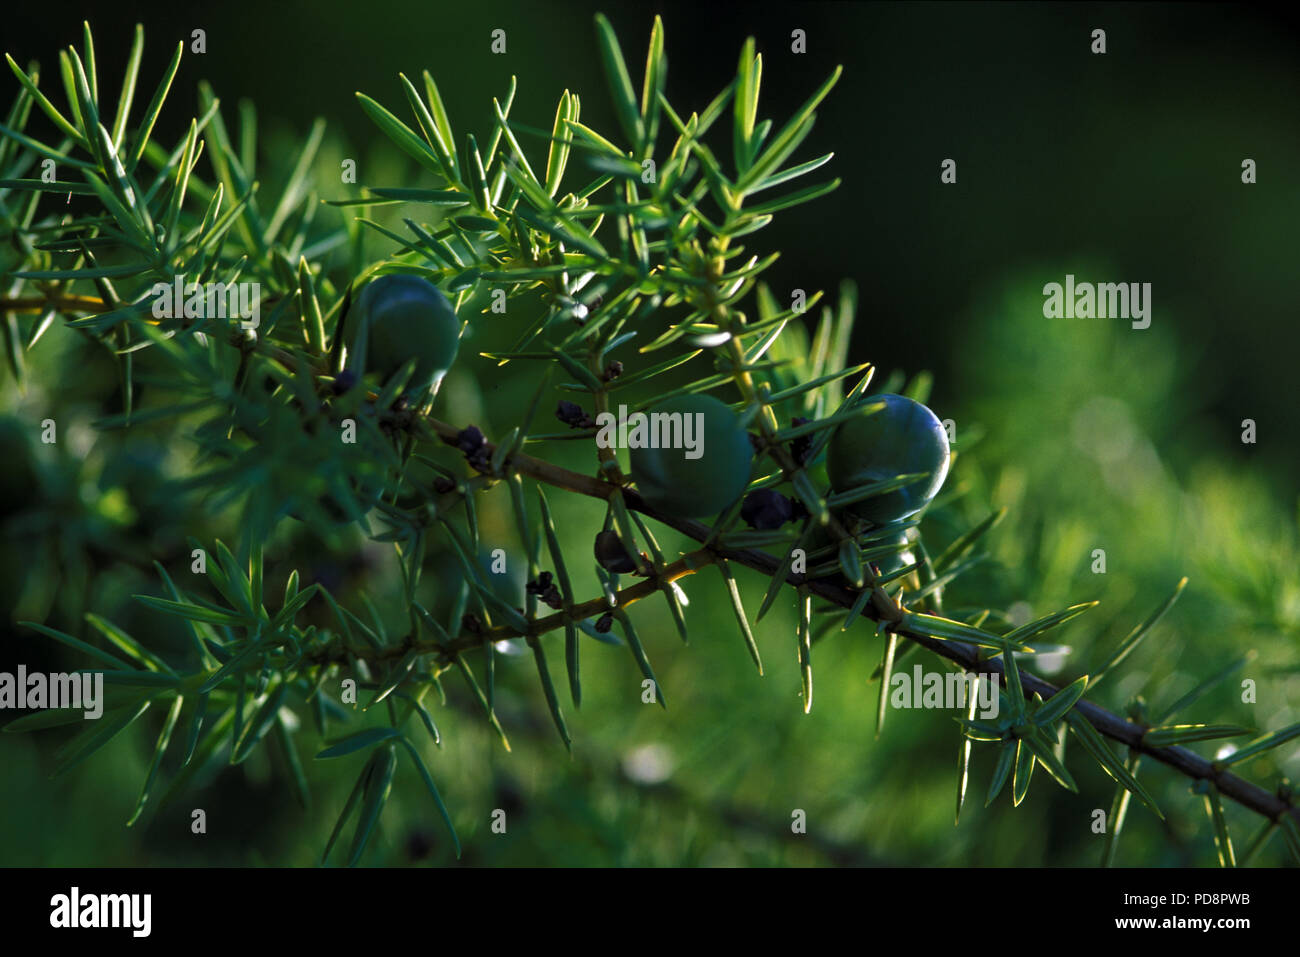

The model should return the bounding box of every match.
[826,393,950,524]
[875,532,918,577]
[628,394,752,518]
[347,274,460,394]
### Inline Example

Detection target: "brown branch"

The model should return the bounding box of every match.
[23,292,1297,832]
[0,293,114,313]
[414,416,1299,830]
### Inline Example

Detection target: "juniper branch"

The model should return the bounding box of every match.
[5,15,1294,868]
[7,271,1292,831]
[405,416,1300,830]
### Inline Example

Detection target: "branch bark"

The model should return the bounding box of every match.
[419,415,1299,830]
[20,290,1296,834]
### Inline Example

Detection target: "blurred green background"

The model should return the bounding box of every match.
[1,1,1297,866]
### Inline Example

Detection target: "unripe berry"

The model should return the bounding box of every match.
[628,394,752,519]
[875,532,918,577]
[347,274,460,394]
[826,393,950,525]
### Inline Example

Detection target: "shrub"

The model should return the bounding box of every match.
[1,16,1296,867]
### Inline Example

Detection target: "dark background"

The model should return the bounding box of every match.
[5,0,1297,481]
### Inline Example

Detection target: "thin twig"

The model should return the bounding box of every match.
[417,416,1300,830]
[19,294,1297,832]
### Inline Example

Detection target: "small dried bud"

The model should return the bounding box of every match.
[525,572,565,609]
[741,489,797,530]
[556,400,597,429]
[332,369,358,395]
[455,426,486,453]
[526,571,555,593]
[602,360,623,382]
[452,426,491,472]
[595,612,614,633]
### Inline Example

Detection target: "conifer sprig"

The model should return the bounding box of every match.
[1,17,1295,867]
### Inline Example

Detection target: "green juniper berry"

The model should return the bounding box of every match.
[0,14,1295,869]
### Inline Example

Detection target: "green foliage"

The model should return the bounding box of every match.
[0,16,1296,867]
